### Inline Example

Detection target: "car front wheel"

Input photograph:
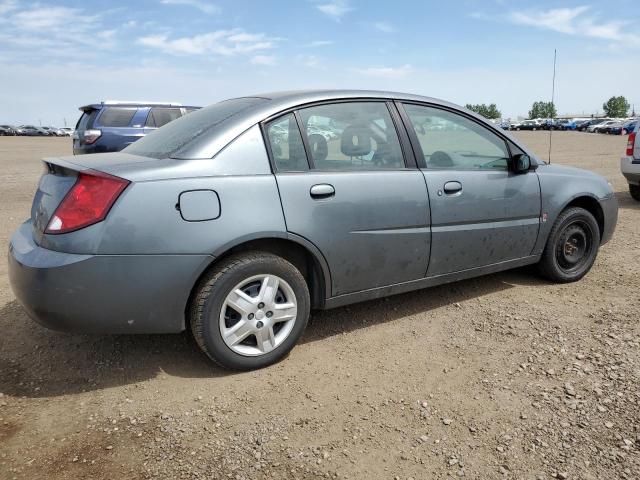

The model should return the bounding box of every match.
[538,207,600,283]
[190,252,310,370]
[630,184,640,201]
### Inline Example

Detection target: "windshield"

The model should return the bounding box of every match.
[125,97,268,159]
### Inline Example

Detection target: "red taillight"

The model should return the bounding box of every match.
[627,132,636,156]
[45,170,129,234]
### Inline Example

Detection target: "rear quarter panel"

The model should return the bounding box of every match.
[38,124,288,256]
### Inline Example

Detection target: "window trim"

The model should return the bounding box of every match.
[396,101,516,171]
[262,112,312,173]
[260,98,415,173]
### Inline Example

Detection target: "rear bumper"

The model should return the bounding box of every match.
[8,221,212,334]
[621,156,640,184]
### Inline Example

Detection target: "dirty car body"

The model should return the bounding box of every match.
[9,90,617,370]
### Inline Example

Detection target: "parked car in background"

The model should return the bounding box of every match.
[16,125,50,136]
[40,126,65,136]
[557,119,577,130]
[541,119,557,130]
[621,123,640,201]
[580,119,611,132]
[601,121,624,134]
[515,120,541,130]
[59,127,74,137]
[574,119,592,131]
[589,120,618,133]
[508,121,522,130]
[8,90,618,370]
[73,101,200,154]
[619,120,638,135]
[0,125,17,136]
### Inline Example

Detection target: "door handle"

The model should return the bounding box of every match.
[310,184,335,199]
[443,181,462,195]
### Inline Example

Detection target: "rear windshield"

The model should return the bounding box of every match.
[75,110,98,130]
[98,107,137,127]
[125,97,267,159]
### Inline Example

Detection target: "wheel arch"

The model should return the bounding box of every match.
[563,194,605,241]
[185,234,331,328]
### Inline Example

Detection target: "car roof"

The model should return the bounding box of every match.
[177,89,491,159]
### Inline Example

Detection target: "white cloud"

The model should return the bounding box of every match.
[11,6,98,30]
[297,54,323,69]
[373,22,394,33]
[137,29,278,56]
[304,40,334,47]
[354,64,413,78]
[499,6,640,46]
[0,0,18,15]
[160,0,220,15]
[316,1,352,20]
[250,55,277,66]
[0,4,116,56]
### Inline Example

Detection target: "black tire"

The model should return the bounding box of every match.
[190,252,310,370]
[538,207,600,283]
[630,184,640,201]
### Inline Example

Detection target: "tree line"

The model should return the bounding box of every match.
[465,96,631,120]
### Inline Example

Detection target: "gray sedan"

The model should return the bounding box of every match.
[8,90,618,370]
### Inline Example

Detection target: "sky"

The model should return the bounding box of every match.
[1,0,639,125]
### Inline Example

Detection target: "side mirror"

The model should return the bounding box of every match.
[512,153,532,174]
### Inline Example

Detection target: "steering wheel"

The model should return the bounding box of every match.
[479,158,508,169]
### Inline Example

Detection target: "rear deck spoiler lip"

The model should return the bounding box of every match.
[42,153,160,180]
[43,156,91,172]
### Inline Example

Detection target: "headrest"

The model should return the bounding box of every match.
[340,125,372,157]
[307,133,328,163]
[429,151,454,167]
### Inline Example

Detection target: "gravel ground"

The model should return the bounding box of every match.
[0,132,638,480]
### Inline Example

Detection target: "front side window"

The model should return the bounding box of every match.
[297,102,405,170]
[98,107,137,127]
[146,108,182,128]
[265,113,308,172]
[403,104,510,170]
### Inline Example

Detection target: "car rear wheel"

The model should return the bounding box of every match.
[538,207,600,283]
[190,252,310,370]
[630,184,640,201]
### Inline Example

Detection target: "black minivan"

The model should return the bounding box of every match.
[73,101,200,154]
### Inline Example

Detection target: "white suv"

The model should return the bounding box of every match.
[621,124,640,201]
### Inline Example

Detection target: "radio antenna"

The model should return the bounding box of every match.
[548,49,557,164]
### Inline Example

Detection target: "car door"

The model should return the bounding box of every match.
[265,101,431,296]
[399,102,541,277]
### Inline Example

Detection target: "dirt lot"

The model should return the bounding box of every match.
[0,132,638,480]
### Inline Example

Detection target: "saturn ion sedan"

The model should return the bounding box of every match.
[9,90,618,370]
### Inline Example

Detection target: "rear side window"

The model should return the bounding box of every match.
[265,114,308,172]
[98,107,137,127]
[297,102,405,170]
[75,110,98,130]
[125,97,267,159]
[146,108,182,128]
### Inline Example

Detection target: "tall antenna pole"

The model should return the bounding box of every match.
[548,49,557,164]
